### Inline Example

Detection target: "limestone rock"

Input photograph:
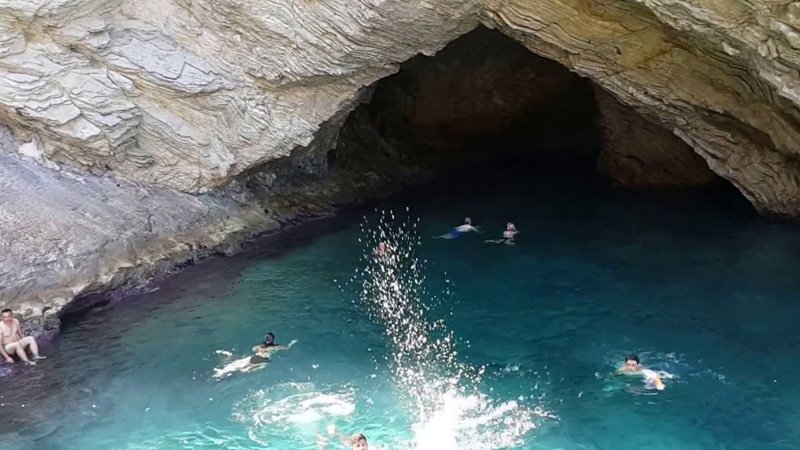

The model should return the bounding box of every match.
[0,0,480,192]
[594,87,718,188]
[5,0,800,328]
[2,0,800,213]
[481,0,800,215]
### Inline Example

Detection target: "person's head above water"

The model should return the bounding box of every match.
[464,217,472,225]
[507,222,516,231]
[622,354,641,371]
[350,433,368,450]
[264,332,275,346]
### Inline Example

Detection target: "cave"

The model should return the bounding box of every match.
[328,26,725,197]
[5,4,800,448]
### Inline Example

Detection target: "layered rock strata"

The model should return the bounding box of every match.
[594,88,718,188]
[482,0,800,215]
[3,0,800,330]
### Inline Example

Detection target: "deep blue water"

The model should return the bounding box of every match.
[3,164,800,449]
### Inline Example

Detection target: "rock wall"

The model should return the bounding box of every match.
[3,1,800,215]
[3,0,800,328]
[482,0,800,215]
[594,88,718,188]
[0,0,479,193]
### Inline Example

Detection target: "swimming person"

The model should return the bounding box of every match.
[437,217,480,239]
[485,222,519,245]
[252,332,295,359]
[0,308,45,365]
[212,332,297,379]
[618,354,666,390]
[317,425,369,450]
[374,241,396,259]
[349,433,369,450]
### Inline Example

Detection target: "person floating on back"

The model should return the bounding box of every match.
[436,217,479,239]
[617,354,666,390]
[212,332,296,379]
[485,222,519,245]
[0,308,45,366]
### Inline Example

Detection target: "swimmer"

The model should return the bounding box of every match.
[350,433,369,450]
[374,241,396,258]
[618,354,665,390]
[485,222,519,245]
[317,425,369,450]
[436,217,480,239]
[251,332,295,360]
[213,333,297,379]
[0,308,45,365]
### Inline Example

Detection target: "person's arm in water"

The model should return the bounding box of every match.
[653,374,666,390]
[272,339,298,351]
[642,369,666,390]
[260,339,298,355]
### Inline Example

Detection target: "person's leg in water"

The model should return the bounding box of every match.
[437,229,463,239]
[20,336,44,360]
[5,342,33,365]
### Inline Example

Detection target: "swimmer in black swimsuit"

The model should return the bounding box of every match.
[250,332,296,362]
[213,332,297,378]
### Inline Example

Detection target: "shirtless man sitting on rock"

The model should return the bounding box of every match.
[0,308,45,365]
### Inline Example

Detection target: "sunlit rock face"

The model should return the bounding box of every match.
[0,0,479,193]
[3,0,800,327]
[2,1,800,213]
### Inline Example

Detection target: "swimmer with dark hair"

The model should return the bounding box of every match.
[249,332,294,362]
[213,332,297,379]
[617,354,665,390]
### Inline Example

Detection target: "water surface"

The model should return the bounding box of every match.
[3,163,800,449]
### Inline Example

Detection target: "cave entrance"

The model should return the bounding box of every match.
[332,26,734,198]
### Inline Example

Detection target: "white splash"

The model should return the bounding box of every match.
[232,382,356,446]
[344,208,546,449]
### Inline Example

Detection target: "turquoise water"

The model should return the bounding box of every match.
[3,165,800,449]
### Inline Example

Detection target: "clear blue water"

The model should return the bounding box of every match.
[3,165,800,450]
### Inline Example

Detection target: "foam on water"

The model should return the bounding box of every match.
[233,382,356,446]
